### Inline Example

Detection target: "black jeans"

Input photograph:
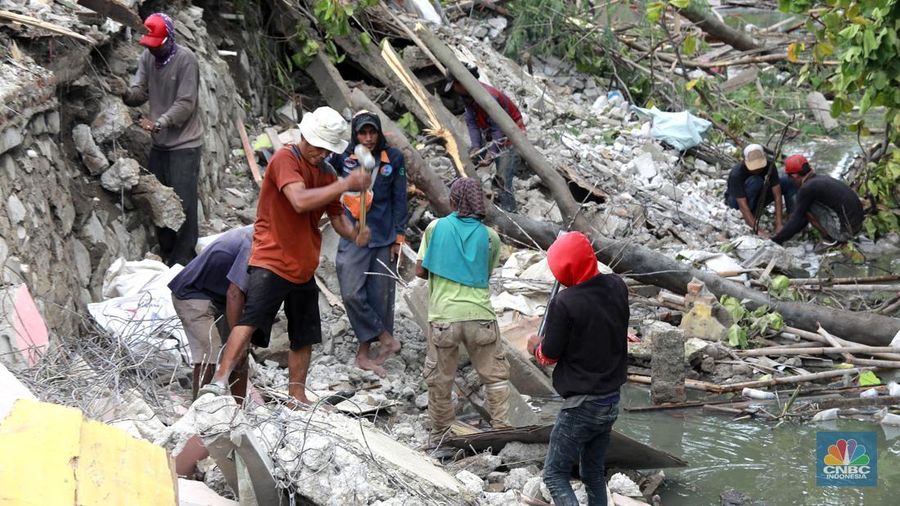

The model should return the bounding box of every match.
[543,400,619,506]
[149,146,200,266]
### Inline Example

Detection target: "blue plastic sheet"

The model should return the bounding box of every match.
[632,106,712,151]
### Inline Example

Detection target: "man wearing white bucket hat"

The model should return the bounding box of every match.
[201,107,371,407]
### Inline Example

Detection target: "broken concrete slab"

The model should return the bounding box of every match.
[0,399,177,505]
[204,428,280,506]
[72,123,110,175]
[133,174,186,230]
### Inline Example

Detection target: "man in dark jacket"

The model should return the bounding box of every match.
[527,232,629,506]
[772,155,863,245]
[329,111,408,377]
[725,144,794,239]
[122,13,203,266]
[446,65,526,213]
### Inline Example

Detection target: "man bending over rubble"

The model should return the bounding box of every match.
[200,107,371,407]
[724,144,794,239]
[771,154,863,246]
[527,232,628,506]
[329,111,408,377]
[445,65,526,213]
[416,177,511,445]
[120,13,203,266]
[169,225,253,402]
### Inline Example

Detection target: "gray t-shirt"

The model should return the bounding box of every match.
[124,45,203,150]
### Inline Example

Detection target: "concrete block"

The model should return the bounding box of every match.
[72,124,110,175]
[91,95,132,143]
[133,174,186,230]
[6,193,26,224]
[647,321,686,404]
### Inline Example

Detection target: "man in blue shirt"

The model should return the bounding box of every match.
[168,226,253,400]
[329,111,408,377]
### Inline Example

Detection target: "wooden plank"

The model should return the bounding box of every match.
[0,10,96,43]
[236,117,262,186]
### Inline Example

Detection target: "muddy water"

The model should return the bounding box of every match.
[612,385,900,505]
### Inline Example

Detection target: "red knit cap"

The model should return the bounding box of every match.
[785,154,809,174]
[547,232,599,287]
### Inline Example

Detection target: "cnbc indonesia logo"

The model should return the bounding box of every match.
[817,432,877,487]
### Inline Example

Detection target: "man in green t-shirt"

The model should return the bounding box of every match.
[416,177,510,445]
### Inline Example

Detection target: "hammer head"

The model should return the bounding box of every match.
[354,144,377,171]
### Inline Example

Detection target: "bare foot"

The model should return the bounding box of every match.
[355,355,387,378]
[284,397,311,411]
[373,334,401,365]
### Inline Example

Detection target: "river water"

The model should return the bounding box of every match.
[612,385,900,505]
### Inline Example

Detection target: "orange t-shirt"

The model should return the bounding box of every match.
[249,145,343,283]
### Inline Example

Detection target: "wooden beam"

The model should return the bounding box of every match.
[236,117,262,186]
[76,0,143,30]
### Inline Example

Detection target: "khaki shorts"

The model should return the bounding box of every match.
[172,297,227,364]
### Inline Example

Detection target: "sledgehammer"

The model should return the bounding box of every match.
[354,144,378,236]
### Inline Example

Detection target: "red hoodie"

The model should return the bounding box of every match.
[547,232,598,287]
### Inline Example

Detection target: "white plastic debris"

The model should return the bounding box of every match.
[811,408,840,422]
[742,388,776,400]
[888,381,900,397]
[860,388,880,398]
[876,408,900,427]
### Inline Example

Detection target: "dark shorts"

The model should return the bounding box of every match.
[237,267,322,350]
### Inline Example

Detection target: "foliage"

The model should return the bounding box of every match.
[396,112,420,138]
[781,0,900,237]
[719,296,785,349]
[311,0,377,62]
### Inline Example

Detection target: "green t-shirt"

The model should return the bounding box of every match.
[417,219,501,323]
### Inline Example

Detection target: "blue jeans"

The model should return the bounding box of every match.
[494,149,521,212]
[543,400,619,506]
[726,173,796,214]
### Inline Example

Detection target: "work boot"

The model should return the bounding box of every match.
[197,381,228,397]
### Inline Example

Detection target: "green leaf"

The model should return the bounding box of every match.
[646,2,663,23]
[359,31,371,47]
[682,33,697,56]
[858,370,882,386]
[769,275,790,293]
[720,295,746,323]
[671,0,690,8]
[726,324,748,348]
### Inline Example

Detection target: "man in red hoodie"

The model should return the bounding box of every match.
[527,232,629,506]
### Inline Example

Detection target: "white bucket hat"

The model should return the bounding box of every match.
[299,107,349,154]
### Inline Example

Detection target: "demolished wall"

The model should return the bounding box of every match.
[0,2,243,336]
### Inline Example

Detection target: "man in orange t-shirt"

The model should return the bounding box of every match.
[202,107,371,406]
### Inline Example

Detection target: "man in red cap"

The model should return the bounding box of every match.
[527,232,628,506]
[771,155,864,245]
[121,12,203,266]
